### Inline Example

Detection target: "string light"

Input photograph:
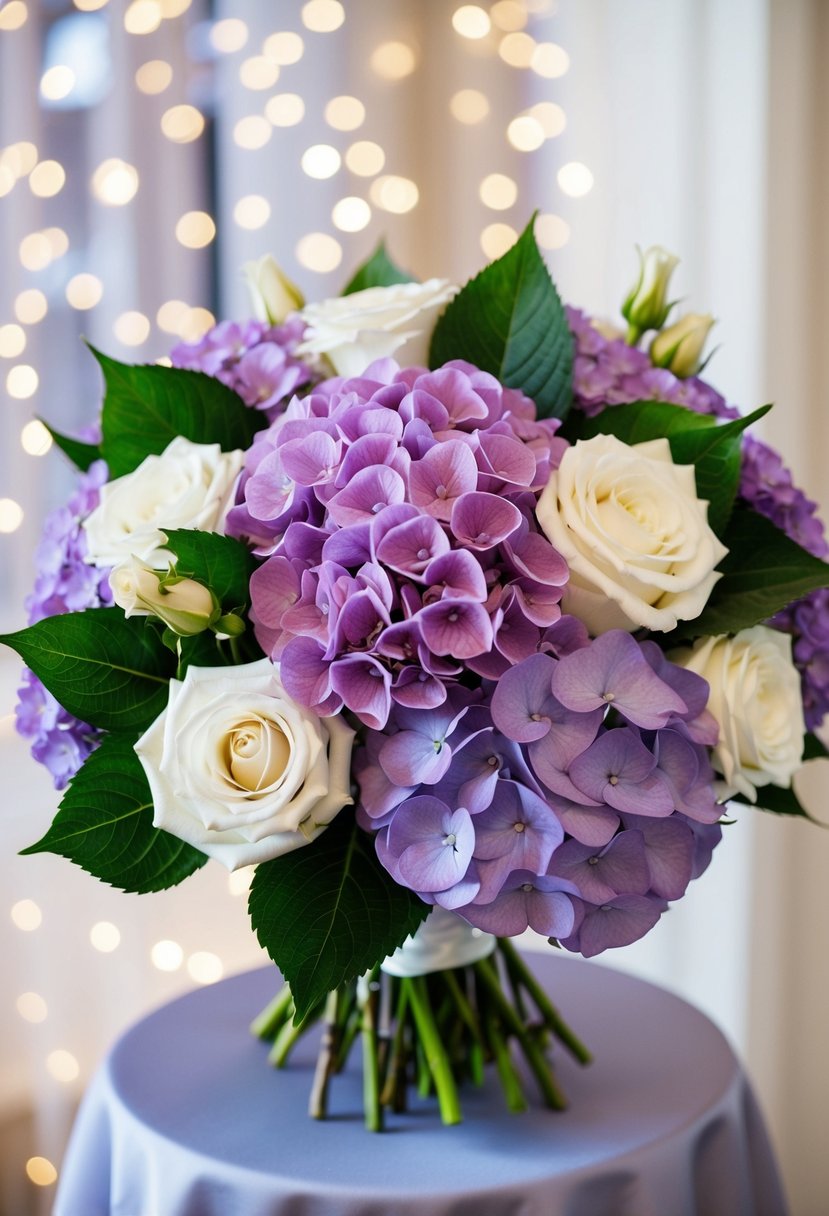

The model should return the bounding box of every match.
[113,311,151,346]
[0,2,28,30]
[46,1050,80,1083]
[344,140,384,176]
[187,952,224,984]
[91,158,139,205]
[124,0,162,35]
[135,60,173,94]
[479,173,517,210]
[301,143,341,179]
[177,307,215,341]
[90,921,121,952]
[370,41,417,80]
[7,365,39,399]
[558,161,594,197]
[302,0,344,32]
[449,89,489,124]
[175,210,216,248]
[507,115,545,152]
[40,67,75,102]
[0,500,24,533]
[0,325,26,358]
[16,992,48,1023]
[234,115,272,149]
[210,17,248,53]
[66,273,104,310]
[325,95,364,131]
[25,1158,57,1187]
[265,93,305,127]
[20,420,53,456]
[14,289,47,324]
[332,196,371,232]
[44,227,69,259]
[160,104,204,144]
[532,42,569,78]
[29,160,66,198]
[239,56,280,90]
[296,232,342,273]
[536,213,570,250]
[451,6,491,39]
[263,32,304,66]
[11,899,42,930]
[233,195,271,229]
[3,141,38,177]
[369,175,419,214]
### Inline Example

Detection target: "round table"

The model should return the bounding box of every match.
[54,956,787,1216]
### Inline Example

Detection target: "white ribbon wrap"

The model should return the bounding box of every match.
[381,907,496,978]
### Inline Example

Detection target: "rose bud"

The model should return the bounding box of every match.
[650,312,716,378]
[243,254,304,325]
[621,245,679,343]
[110,557,216,637]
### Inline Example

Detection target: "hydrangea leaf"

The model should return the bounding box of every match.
[91,346,266,479]
[0,607,174,731]
[428,216,574,421]
[576,400,772,535]
[249,812,430,1023]
[670,507,829,640]
[161,529,256,611]
[342,241,414,295]
[41,422,101,472]
[20,734,207,892]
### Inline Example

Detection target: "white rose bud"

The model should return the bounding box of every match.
[110,558,216,637]
[670,626,805,802]
[622,245,679,341]
[297,279,457,378]
[536,433,728,634]
[135,659,355,870]
[82,436,244,568]
[650,313,716,379]
[243,254,304,325]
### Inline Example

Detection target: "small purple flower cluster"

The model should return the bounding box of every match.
[356,629,722,956]
[739,435,829,730]
[229,359,570,729]
[16,460,113,788]
[567,306,737,420]
[171,318,313,417]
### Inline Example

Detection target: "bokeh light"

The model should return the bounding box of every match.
[498,31,535,67]
[175,210,216,248]
[558,161,594,197]
[0,2,28,30]
[449,88,489,124]
[344,140,384,176]
[187,952,224,984]
[332,196,371,232]
[20,420,53,456]
[113,311,151,346]
[233,195,271,229]
[135,60,173,94]
[296,232,343,273]
[46,1050,80,1083]
[66,273,104,310]
[239,56,280,91]
[536,213,571,249]
[370,41,417,80]
[124,0,162,35]
[6,365,39,399]
[0,500,24,533]
[263,31,304,65]
[16,992,48,1023]
[210,17,248,53]
[507,115,545,152]
[14,289,47,324]
[301,143,341,180]
[25,1158,57,1187]
[0,325,26,358]
[531,41,570,78]
[369,175,419,214]
[302,0,345,32]
[234,115,272,149]
[479,172,517,210]
[151,939,183,971]
[481,222,517,259]
[11,899,42,931]
[29,160,66,198]
[91,158,139,206]
[161,104,204,143]
[452,6,491,39]
[265,93,305,127]
[90,921,121,952]
[325,95,365,131]
[40,67,75,102]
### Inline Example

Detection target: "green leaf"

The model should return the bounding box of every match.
[573,400,771,535]
[804,732,829,762]
[679,507,829,638]
[42,421,101,472]
[21,734,206,892]
[728,785,811,819]
[0,608,174,731]
[160,529,256,611]
[428,216,574,420]
[91,346,266,479]
[342,241,414,294]
[249,812,430,1022]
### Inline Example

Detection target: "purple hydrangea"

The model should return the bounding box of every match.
[229,358,570,728]
[171,317,314,418]
[16,460,113,789]
[356,629,723,958]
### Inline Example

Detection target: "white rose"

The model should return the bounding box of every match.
[297,279,457,377]
[110,557,216,636]
[243,254,304,325]
[83,436,244,568]
[671,626,805,803]
[536,433,728,634]
[135,659,355,870]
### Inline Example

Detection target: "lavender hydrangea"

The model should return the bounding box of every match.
[229,358,570,729]
[16,460,113,788]
[171,317,313,417]
[356,628,723,957]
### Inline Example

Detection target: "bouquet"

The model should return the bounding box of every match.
[8,220,828,1129]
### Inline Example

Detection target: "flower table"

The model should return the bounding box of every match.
[54,955,786,1216]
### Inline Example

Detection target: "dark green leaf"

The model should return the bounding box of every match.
[42,421,101,472]
[161,529,256,610]
[804,732,829,762]
[21,734,206,892]
[342,241,414,295]
[728,785,811,819]
[575,399,718,446]
[249,812,430,1022]
[91,345,265,478]
[678,507,829,638]
[428,216,574,420]
[0,608,174,731]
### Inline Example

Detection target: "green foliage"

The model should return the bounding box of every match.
[728,784,812,820]
[42,422,101,471]
[342,241,414,294]
[428,217,573,420]
[21,734,206,891]
[249,812,430,1023]
[161,529,256,612]
[91,345,265,478]
[0,608,174,731]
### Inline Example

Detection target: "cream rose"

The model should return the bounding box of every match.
[536,433,728,634]
[110,557,216,637]
[83,436,244,568]
[297,279,457,377]
[243,254,304,325]
[671,626,805,803]
[134,659,355,870]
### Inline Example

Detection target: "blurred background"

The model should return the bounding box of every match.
[1,0,828,1212]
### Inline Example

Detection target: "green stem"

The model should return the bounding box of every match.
[269,1000,323,1068]
[498,939,592,1065]
[442,969,485,1048]
[406,976,462,1125]
[250,985,293,1040]
[485,1012,528,1113]
[625,322,643,346]
[308,989,340,1120]
[380,981,410,1109]
[474,958,567,1111]
[361,973,383,1132]
[229,635,243,665]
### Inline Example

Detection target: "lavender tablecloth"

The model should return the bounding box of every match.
[54,955,787,1216]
